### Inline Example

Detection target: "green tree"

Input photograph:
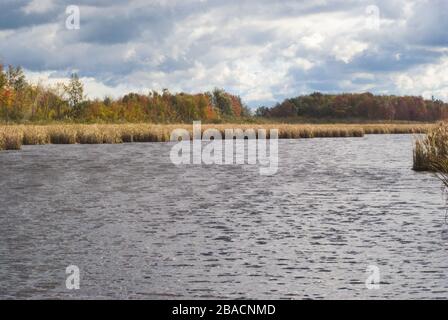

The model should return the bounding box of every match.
[212,88,234,116]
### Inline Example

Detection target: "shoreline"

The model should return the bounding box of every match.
[1,123,434,151]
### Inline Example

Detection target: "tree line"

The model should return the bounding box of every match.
[255,92,448,121]
[2,64,448,123]
[0,64,249,123]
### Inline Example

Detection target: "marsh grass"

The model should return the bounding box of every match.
[0,123,435,151]
[413,122,448,198]
[48,127,77,144]
[413,123,448,178]
[0,127,23,150]
[22,126,50,145]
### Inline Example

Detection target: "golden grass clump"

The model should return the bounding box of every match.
[47,126,77,144]
[0,127,23,150]
[101,126,123,144]
[22,126,50,145]
[76,126,104,144]
[131,126,159,142]
[413,122,448,191]
[413,122,448,173]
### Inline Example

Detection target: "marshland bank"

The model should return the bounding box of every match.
[0,122,435,151]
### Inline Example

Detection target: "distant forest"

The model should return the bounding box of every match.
[1,64,447,123]
[256,92,448,122]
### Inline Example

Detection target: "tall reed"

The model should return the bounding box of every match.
[0,127,23,150]
[413,122,448,194]
[413,122,448,193]
[413,122,448,173]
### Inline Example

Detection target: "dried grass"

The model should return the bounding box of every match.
[0,123,435,151]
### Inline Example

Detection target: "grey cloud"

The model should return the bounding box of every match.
[406,0,448,47]
[0,0,58,30]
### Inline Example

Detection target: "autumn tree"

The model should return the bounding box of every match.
[0,65,10,121]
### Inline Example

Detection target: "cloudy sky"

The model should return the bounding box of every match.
[0,0,447,107]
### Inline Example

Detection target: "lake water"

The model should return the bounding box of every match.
[1,134,448,299]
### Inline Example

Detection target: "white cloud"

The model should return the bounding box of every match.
[392,57,448,100]
[24,70,133,99]
[332,41,369,63]
[301,33,325,50]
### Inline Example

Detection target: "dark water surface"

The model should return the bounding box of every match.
[1,135,448,299]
